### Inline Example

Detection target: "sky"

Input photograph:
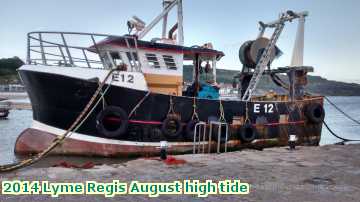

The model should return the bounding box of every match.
[0,0,359,83]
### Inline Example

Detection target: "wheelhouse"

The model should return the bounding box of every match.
[89,36,224,96]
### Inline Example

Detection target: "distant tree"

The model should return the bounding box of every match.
[0,56,24,84]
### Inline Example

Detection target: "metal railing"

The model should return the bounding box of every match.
[26,31,136,69]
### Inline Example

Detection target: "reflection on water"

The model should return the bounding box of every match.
[0,96,359,166]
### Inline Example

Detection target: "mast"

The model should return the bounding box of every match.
[290,15,306,66]
[162,0,170,38]
[177,0,184,45]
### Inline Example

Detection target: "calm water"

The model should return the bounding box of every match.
[0,96,359,166]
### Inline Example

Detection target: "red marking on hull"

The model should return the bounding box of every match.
[14,128,200,157]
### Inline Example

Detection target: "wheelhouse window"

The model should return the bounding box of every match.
[103,52,114,69]
[110,51,123,66]
[126,52,139,67]
[163,55,177,70]
[145,53,160,68]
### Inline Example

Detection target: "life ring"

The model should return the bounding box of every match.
[239,122,257,143]
[305,103,325,123]
[96,106,129,138]
[161,115,183,139]
[185,119,199,140]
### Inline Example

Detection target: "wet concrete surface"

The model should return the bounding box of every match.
[1,144,360,201]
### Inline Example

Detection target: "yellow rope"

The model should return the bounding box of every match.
[167,95,176,115]
[191,97,199,121]
[219,99,226,122]
[244,101,250,124]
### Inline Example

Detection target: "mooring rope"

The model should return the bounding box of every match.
[0,68,119,172]
[322,96,360,142]
[323,121,360,142]
[324,96,360,125]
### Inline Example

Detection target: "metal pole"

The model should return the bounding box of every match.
[106,51,116,69]
[132,37,142,72]
[90,35,105,68]
[177,0,184,45]
[162,0,169,38]
[193,126,196,154]
[38,33,47,65]
[58,46,67,65]
[124,37,136,71]
[217,123,221,154]
[61,33,74,65]
[202,123,206,153]
[82,49,91,68]
[225,124,228,152]
[138,0,177,39]
[26,33,31,64]
[212,58,217,83]
[208,123,212,153]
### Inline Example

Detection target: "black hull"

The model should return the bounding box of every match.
[19,69,323,145]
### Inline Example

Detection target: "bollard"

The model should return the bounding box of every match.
[288,134,297,150]
[160,141,168,160]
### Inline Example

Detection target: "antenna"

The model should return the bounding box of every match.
[127,16,146,34]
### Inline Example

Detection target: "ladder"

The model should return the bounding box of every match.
[193,121,207,154]
[208,121,229,153]
[241,22,285,101]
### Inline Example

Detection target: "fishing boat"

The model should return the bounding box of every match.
[0,101,10,119]
[15,0,325,157]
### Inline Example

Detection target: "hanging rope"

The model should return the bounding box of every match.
[0,68,119,172]
[244,101,250,123]
[218,99,226,122]
[191,97,199,121]
[167,95,176,115]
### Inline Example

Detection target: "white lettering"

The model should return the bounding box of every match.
[254,104,260,113]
